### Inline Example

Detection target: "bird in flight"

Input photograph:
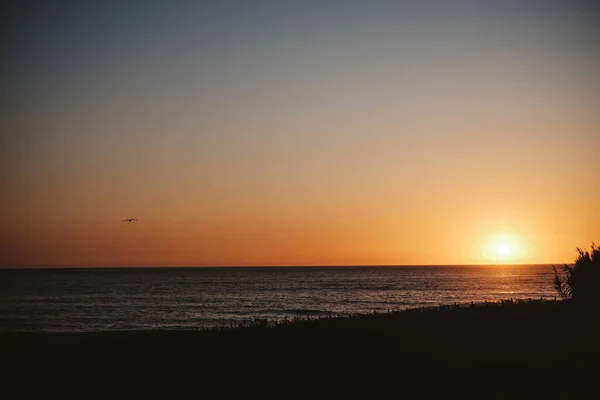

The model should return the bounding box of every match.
[122,218,138,222]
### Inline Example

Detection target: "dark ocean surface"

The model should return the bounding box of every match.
[0,265,558,332]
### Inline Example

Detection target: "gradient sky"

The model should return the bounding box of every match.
[1,0,599,267]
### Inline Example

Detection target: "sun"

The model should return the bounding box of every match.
[496,242,512,257]
[482,235,525,263]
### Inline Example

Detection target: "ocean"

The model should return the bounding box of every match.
[0,265,558,332]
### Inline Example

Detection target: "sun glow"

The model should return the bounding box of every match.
[482,235,525,263]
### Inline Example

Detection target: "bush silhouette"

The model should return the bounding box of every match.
[553,243,600,305]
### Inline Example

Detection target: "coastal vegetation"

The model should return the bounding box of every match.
[553,243,600,305]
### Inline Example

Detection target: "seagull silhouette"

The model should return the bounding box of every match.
[122,218,138,222]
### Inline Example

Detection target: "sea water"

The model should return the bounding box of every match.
[0,265,557,332]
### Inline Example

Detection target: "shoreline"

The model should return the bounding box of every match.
[1,297,558,335]
[2,298,596,354]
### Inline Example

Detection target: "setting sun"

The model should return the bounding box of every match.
[483,235,525,263]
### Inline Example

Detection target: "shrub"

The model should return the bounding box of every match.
[553,243,600,304]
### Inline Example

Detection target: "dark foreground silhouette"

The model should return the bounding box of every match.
[1,299,598,398]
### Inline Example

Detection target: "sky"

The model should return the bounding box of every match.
[1,0,599,267]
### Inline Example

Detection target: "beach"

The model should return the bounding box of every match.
[2,299,597,397]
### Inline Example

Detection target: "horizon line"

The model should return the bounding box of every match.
[0,262,569,270]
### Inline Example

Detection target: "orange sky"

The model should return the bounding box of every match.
[1,2,599,267]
